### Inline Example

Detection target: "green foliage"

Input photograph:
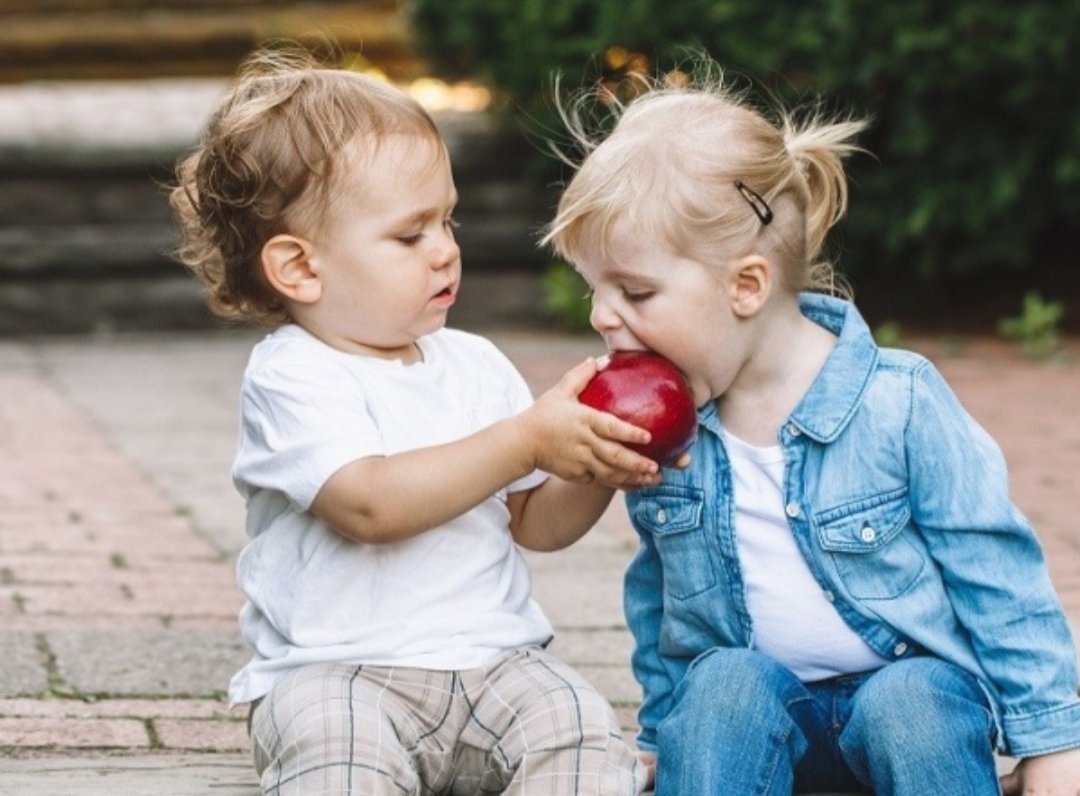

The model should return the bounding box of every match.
[872,321,903,349]
[542,261,593,332]
[998,291,1065,359]
[409,0,1080,284]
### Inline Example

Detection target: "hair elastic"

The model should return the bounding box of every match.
[733,180,773,225]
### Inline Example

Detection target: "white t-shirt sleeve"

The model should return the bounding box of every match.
[233,351,384,510]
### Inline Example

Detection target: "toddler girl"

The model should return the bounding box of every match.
[545,64,1080,795]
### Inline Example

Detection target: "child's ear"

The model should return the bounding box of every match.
[727,254,772,318]
[261,234,321,304]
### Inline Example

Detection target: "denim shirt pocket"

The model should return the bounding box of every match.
[633,486,714,600]
[814,488,925,600]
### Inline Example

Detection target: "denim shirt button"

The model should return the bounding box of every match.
[823,590,835,603]
[893,642,909,656]
[656,508,667,525]
[788,424,801,437]
[860,525,877,543]
[785,502,801,518]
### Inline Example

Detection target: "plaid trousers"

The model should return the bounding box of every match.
[250,645,645,795]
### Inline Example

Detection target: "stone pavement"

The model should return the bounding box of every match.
[0,327,636,794]
[0,325,1077,794]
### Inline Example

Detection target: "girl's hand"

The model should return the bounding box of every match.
[516,358,660,488]
[636,750,656,791]
[1000,747,1080,795]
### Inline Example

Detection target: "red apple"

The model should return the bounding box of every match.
[578,351,698,465]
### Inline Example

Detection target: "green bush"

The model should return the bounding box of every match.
[998,291,1065,359]
[542,261,593,332]
[409,0,1080,285]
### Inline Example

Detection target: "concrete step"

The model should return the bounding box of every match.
[0,753,259,796]
[0,80,560,335]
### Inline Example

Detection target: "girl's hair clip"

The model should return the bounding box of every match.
[734,180,773,225]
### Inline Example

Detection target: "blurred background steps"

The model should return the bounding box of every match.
[0,112,556,335]
[0,0,560,336]
[0,0,421,82]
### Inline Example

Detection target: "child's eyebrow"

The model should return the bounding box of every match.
[605,266,654,283]
[395,195,459,227]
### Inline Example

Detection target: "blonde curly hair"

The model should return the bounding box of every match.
[544,64,867,296]
[170,48,442,325]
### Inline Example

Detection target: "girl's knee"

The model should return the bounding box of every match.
[845,659,993,752]
[851,658,986,720]
[676,647,801,708]
[841,660,997,792]
[660,647,808,752]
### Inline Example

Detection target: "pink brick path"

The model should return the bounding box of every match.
[0,330,1078,762]
[0,369,248,754]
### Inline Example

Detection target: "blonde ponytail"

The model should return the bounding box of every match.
[782,115,868,264]
[546,60,869,298]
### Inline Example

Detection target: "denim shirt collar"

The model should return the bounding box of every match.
[696,293,878,443]
[788,293,879,443]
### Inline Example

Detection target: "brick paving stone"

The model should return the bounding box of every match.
[572,665,642,706]
[0,555,231,587]
[0,699,240,721]
[526,548,635,630]
[547,628,635,666]
[11,583,238,619]
[154,719,249,752]
[0,632,48,697]
[11,584,142,616]
[0,718,149,749]
[49,628,249,697]
[19,582,243,620]
[0,753,260,796]
[2,615,193,633]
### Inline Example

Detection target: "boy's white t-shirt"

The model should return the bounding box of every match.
[723,430,889,681]
[228,324,550,705]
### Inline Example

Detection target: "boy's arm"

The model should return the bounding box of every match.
[506,478,617,552]
[311,359,659,544]
[509,451,691,552]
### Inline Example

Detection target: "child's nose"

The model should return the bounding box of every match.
[589,298,621,333]
[431,233,460,269]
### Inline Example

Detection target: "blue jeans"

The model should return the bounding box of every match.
[654,648,999,795]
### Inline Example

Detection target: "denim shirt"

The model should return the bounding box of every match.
[624,293,1080,758]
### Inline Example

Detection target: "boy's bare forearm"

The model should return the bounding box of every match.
[510,477,617,552]
[311,416,535,544]
[310,358,657,546]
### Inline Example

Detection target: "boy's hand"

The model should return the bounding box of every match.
[1000,747,1080,795]
[517,358,660,488]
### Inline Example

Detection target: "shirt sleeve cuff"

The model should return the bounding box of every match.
[1003,700,1080,757]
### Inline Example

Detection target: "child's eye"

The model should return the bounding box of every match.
[444,216,460,230]
[397,233,423,246]
[624,290,654,304]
